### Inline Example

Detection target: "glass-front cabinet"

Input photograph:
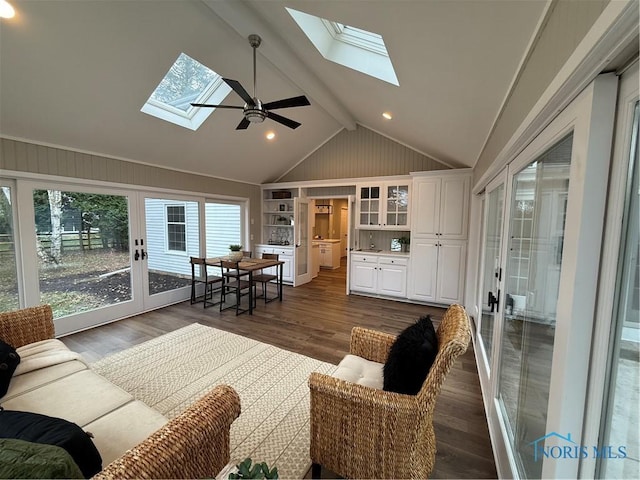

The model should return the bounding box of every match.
[357,181,410,229]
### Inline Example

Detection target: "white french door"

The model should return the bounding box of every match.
[478,73,619,479]
[476,172,506,383]
[3,178,250,334]
[294,196,311,286]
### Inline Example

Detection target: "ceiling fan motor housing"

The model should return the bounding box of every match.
[244,98,266,123]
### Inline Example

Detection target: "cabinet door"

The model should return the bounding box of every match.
[407,239,439,302]
[436,241,466,304]
[351,261,378,293]
[384,183,410,229]
[378,263,407,297]
[357,185,381,228]
[440,176,470,239]
[411,178,440,236]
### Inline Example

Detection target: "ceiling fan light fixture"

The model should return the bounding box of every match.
[245,109,266,123]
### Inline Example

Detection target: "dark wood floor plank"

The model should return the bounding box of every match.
[61,260,497,479]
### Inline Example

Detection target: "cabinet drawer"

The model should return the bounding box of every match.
[274,248,293,257]
[351,254,376,263]
[378,256,409,266]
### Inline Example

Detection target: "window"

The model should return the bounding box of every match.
[141,53,232,130]
[166,205,186,252]
[286,8,398,86]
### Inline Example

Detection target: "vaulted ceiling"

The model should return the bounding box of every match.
[0,0,547,184]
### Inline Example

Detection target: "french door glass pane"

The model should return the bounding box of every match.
[598,102,639,479]
[205,202,241,257]
[144,198,198,295]
[479,183,504,366]
[498,133,573,478]
[0,186,19,312]
[33,189,132,318]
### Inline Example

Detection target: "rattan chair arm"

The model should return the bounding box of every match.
[309,372,418,421]
[349,327,396,363]
[94,385,241,480]
[309,373,426,478]
[0,305,55,348]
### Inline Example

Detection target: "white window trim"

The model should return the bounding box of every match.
[165,203,187,254]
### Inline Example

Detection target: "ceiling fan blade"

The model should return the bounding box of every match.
[223,78,254,106]
[236,117,251,130]
[267,111,301,130]
[190,103,244,109]
[262,95,310,110]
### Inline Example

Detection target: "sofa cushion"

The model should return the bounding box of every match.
[0,339,20,398]
[383,315,438,395]
[0,410,102,478]
[0,438,84,479]
[1,369,133,427]
[84,400,168,466]
[15,339,86,377]
[333,354,384,389]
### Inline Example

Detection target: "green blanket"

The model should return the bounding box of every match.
[0,438,84,479]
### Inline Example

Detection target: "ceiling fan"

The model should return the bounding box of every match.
[191,34,310,130]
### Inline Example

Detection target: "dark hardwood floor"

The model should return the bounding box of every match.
[62,258,497,479]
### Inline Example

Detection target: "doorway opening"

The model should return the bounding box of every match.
[309,196,352,292]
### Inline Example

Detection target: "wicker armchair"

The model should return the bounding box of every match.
[309,304,471,479]
[0,305,241,479]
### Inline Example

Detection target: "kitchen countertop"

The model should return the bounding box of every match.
[352,249,409,256]
[312,239,341,243]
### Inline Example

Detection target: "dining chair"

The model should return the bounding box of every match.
[242,251,252,258]
[189,257,223,308]
[252,253,279,303]
[219,260,255,315]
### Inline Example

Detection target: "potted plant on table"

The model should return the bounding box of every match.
[229,244,244,261]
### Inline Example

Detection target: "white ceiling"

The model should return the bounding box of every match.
[0,0,547,184]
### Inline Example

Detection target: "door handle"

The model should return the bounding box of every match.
[141,248,147,260]
[488,291,497,312]
[134,249,140,261]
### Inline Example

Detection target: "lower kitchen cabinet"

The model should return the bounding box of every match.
[350,254,408,298]
[255,245,294,284]
[407,238,466,304]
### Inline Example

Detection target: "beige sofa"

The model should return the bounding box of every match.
[0,305,241,479]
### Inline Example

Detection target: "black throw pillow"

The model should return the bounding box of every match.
[0,410,102,478]
[383,315,439,395]
[0,339,20,399]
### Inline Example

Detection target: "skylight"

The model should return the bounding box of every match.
[286,8,398,86]
[141,53,231,130]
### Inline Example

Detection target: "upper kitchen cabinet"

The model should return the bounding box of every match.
[411,171,471,239]
[356,180,410,230]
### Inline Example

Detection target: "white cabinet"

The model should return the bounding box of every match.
[318,241,341,269]
[412,174,469,239]
[408,171,471,305]
[356,181,410,229]
[254,245,294,284]
[350,254,408,298]
[408,238,466,304]
[378,256,408,297]
[351,255,378,293]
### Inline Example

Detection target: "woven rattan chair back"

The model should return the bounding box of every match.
[416,303,471,411]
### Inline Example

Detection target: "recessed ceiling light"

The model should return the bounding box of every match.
[0,0,15,18]
[266,131,276,140]
[382,112,392,120]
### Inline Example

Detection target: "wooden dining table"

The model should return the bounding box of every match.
[204,257,285,315]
